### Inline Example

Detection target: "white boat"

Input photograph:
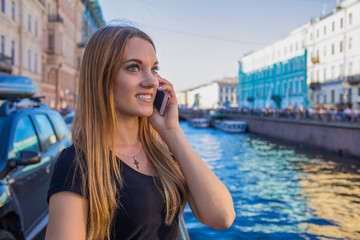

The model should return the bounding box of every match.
[188,118,210,128]
[214,120,247,133]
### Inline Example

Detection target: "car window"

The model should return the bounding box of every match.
[0,118,8,158]
[64,116,74,124]
[8,116,40,160]
[34,114,57,151]
[48,111,69,140]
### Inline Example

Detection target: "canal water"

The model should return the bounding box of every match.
[180,122,360,240]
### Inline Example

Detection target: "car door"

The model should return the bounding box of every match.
[7,114,44,232]
[27,113,60,229]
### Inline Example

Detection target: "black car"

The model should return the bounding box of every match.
[0,74,71,240]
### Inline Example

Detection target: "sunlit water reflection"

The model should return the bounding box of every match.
[180,122,360,240]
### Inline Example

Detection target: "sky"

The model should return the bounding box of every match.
[97,0,338,92]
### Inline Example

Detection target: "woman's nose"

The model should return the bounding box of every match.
[141,71,159,88]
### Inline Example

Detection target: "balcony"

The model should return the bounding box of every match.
[309,82,321,90]
[0,54,13,73]
[311,56,320,64]
[48,14,64,23]
[247,97,254,102]
[347,74,360,85]
[77,42,86,48]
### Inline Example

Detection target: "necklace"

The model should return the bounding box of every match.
[116,147,142,169]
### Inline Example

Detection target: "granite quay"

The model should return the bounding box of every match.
[179,108,360,158]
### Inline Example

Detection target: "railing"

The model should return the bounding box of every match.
[48,14,64,23]
[0,54,13,73]
[216,108,360,124]
[77,42,86,48]
[179,215,190,240]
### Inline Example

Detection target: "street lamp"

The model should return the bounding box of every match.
[342,80,349,107]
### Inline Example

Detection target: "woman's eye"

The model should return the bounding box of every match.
[127,65,140,72]
[152,66,159,73]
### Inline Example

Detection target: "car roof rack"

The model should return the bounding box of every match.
[0,96,49,117]
[0,73,37,100]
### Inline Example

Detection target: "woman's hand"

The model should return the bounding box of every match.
[149,76,180,137]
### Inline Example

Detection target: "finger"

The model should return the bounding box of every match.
[157,83,174,95]
[157,77,173,88]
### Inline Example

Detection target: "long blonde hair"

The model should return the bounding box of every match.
[72,26,187,240]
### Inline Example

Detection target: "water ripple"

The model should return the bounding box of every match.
[181,122,360,240]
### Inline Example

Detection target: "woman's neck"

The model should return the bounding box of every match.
[116,115,140,148]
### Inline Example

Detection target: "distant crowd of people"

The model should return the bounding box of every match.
[216,107,360,123]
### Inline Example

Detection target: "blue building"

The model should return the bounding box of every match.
[238,50,308,110]
[79,0,105,47]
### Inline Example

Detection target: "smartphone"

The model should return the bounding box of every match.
[154,90,170,116]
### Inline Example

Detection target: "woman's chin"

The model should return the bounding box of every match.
[139,109,154,117]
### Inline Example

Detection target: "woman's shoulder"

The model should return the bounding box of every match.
[48,145,86,201]
[57,144,76,163]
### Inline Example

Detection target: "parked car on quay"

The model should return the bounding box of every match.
[63,111,75,130]
[0,74,71,240]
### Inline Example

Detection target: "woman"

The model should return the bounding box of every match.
[46,25,235,240]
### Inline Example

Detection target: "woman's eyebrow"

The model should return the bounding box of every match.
[123,59,142,64]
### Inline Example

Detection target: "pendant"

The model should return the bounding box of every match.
[133,156,140,169]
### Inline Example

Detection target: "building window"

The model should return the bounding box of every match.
[332,21,335,32]
[283,82,286,96]
[331,66,335,79]
[349,37,352,49]
[11,40,14,64]
[323,94,327,104]
[323,46,326,57]
[332,44,335,55]
[358,87,360,96]
[28,15,31,32]
[48,35,54,50]
[300,78,304,93]
[340,18,343,28]
[11,1,15,20]
[310,33,313,40]
[323,26,326,35]
[340,41,343,52]
[340,64,344,77]
[324,68,326,81]
[35,20,38,37]
[316,94,320,104]
[0,35,4,55]
[28,50,31,70]
[331,90,335,103]
[349,62,353,75]
[349,13,352,25]
[1,0,5,13]
[34,53,38,73]
[316,29,319,38]
[316,70,319,81]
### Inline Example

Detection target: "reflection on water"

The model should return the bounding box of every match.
[180,122,360,240]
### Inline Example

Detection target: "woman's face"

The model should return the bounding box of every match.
[114,37,159,118]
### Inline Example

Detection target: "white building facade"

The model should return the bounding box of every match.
[177,77,238,109]
[307,0,360,109]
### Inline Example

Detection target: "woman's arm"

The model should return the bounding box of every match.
[45,192,88,240]
[163,128,235,229]
[150,77,235,229]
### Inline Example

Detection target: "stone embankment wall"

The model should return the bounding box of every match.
[235,116,360,158]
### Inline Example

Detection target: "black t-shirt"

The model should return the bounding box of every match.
[48,145,181,240]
